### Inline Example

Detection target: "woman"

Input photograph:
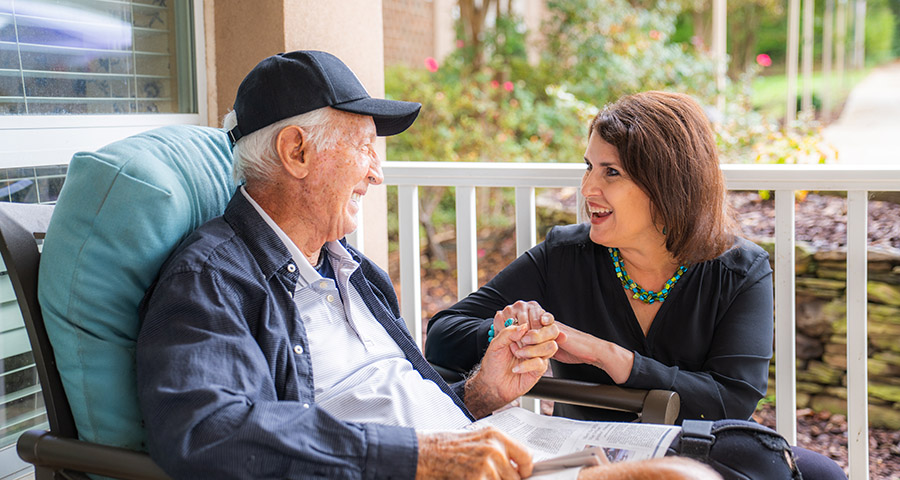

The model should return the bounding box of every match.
[425,91,845,479]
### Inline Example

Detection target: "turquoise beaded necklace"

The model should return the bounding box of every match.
[608,247,688,304]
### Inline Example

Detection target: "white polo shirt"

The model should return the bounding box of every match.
[240,187,470,430]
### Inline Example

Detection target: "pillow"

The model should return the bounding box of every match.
[38,125,235,450]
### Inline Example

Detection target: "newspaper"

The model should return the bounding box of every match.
[466,407,681,478]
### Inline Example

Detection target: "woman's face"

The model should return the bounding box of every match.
[581,132,660,249]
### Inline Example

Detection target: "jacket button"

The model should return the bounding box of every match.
[287,263,296,273]
[293,345,303,355]
[326,294,335,303]
[303,403,310,409]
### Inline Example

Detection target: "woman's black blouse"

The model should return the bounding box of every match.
[425,223,773,423]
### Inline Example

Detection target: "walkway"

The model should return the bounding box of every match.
[822,61,900,165]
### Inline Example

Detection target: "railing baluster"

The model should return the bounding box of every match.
[514,186,541,414]
[456,186,478,299]
[515,187,536,256]
[398,185,422,347]
[846,190,869,480]
[774,190,797,445]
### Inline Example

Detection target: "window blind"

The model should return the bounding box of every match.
[0,0,195,115]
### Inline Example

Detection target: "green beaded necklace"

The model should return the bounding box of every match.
[608,247,688,304]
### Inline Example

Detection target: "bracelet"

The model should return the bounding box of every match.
[487,318,516,343]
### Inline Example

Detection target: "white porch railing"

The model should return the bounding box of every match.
[384,161,900,480]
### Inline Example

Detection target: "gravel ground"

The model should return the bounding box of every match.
[753,404,900,479]
[728,191,900,251]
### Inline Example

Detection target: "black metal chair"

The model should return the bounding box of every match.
[0,202,170,480]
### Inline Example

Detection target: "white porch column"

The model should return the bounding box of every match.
[853,0,867,68]
[786,0,801,126]
[712,0,727,116]
[822,0,834,118]
[801,0,815,115]
[836,0,847,90]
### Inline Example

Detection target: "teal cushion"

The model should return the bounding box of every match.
[38,125,235,450]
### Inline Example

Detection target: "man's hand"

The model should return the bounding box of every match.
[465,314,559,419]
[416,427,533,479]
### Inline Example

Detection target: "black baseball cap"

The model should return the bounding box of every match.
[227,50,421,145]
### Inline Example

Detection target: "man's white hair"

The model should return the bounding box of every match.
[223,107,341,185]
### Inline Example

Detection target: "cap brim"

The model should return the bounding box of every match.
[333,97,421,136]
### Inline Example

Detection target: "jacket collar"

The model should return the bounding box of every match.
[223,190,294,280]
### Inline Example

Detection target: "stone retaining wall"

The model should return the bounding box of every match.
[757,240,900,429]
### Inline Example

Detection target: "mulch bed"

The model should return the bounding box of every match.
[753,404,900,479]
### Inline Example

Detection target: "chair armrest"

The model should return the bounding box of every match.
[525,378,680,425]
[431,364,680,424]
[17,430,171,480]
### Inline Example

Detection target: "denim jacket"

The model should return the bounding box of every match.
[137,191,470,479]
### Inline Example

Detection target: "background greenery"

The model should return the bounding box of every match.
[384,0,898,262]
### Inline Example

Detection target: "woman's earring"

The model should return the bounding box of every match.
[662,226,667,235]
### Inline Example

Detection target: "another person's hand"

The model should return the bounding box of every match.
[552,322,634,385]
[465,316,559,418]
[416,427,533,479]
[493,300,557,333]
[575,457,721,479]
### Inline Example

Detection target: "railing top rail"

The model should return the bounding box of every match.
[383,161,900,191]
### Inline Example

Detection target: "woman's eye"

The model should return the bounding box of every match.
[607,167,620,177]
[584,160,592,171]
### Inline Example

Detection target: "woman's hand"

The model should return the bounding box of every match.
[416,427,533,479]
[553,323,635,385]
[492,300,556,335]
[465,319,559,418]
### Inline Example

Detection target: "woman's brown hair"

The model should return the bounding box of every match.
[590,91,736,264]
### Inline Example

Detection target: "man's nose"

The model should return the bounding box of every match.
[367,158,384,185]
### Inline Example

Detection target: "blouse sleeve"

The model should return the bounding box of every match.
[622,255,774,421]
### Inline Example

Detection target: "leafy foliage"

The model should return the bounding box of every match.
[540,0,718,106]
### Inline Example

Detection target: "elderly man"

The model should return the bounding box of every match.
[137,51,716,480]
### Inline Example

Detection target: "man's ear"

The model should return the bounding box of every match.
[276,125,311,180]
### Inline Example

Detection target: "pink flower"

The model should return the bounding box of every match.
[490,80,500,89]
[503,81,514,92]
[456,39,465,48]
[477,248,486,258]
[756,54,772,67]
[649,30,661,40]
[424,57,439,73]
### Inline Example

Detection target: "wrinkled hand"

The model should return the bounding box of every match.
[416,427,533,479]
[552,322,634,385]
[465,317,559,418]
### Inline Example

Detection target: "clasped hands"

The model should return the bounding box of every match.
[417,301,560,480]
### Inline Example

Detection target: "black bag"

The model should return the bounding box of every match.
[666,419,803,480]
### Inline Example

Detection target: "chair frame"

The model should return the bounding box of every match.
[0,203,169,480]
